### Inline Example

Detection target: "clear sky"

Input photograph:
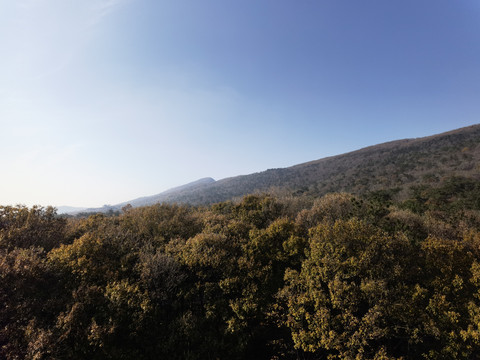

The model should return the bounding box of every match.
[1,0,479,208]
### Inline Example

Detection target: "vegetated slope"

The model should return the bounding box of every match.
[75,124,480,213]
[116,177,216,208]
[3,181,480,359]
[3,128,480,359]
[152,124,480,205]
[77,177,216,214]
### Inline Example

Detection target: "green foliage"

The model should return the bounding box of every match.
[119,203,203,246]
[0,205,66,251]
[0,246,66,359]
[282,219,410,359]
[281,219,480,359]
[1,187,480,359]
[401,176,480,215]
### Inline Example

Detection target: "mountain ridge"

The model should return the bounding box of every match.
[161,123,479,205]
[61,177,216,214]
[61,124,480,213]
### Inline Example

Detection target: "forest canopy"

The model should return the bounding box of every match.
[1,175,480,359]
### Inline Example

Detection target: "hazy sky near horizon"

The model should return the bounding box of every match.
[1,0,479,207]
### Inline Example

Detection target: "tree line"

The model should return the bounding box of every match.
[1,175,480,359]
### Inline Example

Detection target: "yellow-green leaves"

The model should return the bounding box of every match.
[284,219,410,359]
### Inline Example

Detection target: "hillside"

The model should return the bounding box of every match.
[71,177,216,214]
[138,124,480,205]
[5,126,480,359]
[3,157,480,359]
[70,124,480,213]
[115,177,216,208]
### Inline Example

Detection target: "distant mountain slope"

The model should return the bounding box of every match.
[116,177,216,208]
[70,124,480,213]
[147,124,480,205]
[68,178,215,214]
[56,206,88,214]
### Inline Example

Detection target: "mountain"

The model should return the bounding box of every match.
[115,177,216,208]
[56,206,88,214]
[66,124,480,213]
[127,124,479,206]
[67,177,216,214]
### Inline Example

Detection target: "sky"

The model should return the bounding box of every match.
[1,0,480,208]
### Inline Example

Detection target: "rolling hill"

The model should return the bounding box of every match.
[66,124,480,213]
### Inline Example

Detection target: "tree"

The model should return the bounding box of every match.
[0,205,66,251]
[282,218,415,359]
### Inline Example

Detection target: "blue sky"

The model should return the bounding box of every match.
[1,0,479,207]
